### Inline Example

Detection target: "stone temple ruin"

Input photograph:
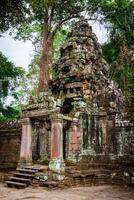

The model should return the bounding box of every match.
[0,18,134,187]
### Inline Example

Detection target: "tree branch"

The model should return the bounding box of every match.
[52,14,80,37]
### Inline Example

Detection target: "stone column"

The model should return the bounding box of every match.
[68,118,81,161]
[49,114,65,179]
[18,118,32,167]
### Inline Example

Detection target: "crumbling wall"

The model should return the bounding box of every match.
[70,113,134,158]
[115,125,134,155]
[105,117,134,155]
[0,121,21,169]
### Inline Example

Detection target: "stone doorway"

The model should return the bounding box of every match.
[32,119,51,163]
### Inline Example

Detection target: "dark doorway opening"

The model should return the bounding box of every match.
[63,128,66,160]
[82,113,90,149]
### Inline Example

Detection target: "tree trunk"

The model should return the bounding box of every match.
[38,17,53,93]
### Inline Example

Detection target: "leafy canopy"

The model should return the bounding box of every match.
[100,0,134,99]
[0,52,24,120]
[0,0,28,33]
[28,0,86,22]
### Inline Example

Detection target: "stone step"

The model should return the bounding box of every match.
[6,167,39,189]
[23,167,40,171]
[17,168,38,174]
[10,177,31,184]
[6,181,27,189]
[14,172,34,178]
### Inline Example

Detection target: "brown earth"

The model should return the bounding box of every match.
[0,184,134,200]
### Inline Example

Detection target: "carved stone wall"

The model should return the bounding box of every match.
[82,114,134,156]
[50,18,134,161]
[0,121,21,169]
[115,126,134,155]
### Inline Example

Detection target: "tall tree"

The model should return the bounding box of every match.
[15,26,68,104]
[2,1,101,93]
[25,0,87,92]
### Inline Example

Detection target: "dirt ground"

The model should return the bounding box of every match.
[0,184,134,200]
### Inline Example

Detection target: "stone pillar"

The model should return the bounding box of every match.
[68,118,81,161]
[49,114,65,180]
[18,118,32,167]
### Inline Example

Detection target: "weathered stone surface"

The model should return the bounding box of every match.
[50,17,134,159]
[18,118,32,167]
[22,92,57,116]
[51,18,124,118]
[0,121,21,169]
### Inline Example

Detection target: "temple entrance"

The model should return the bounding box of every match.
[32,119,51,162]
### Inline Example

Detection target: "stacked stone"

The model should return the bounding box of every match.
[22,92,56,115]
[51,18,124,114]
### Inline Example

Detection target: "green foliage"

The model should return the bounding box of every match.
[0,0,28,33]
[50,67,58,80]
[0,52,24,119]
[97,0,134,101]
[100,0,134,47]
[13,0,87,92]
[53,28,69,61]
[0,105,21,122]
[64,77,73,83]
[127,69,134,99]
[14,0,86,56]
[103,38,134,98]
[102,35,122,64]
[14,55,40,105]
[28,0,86,23]
[59,90,65,100]
[14,22,42,53]
[16,26,68,103]
[0,52,24,98]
